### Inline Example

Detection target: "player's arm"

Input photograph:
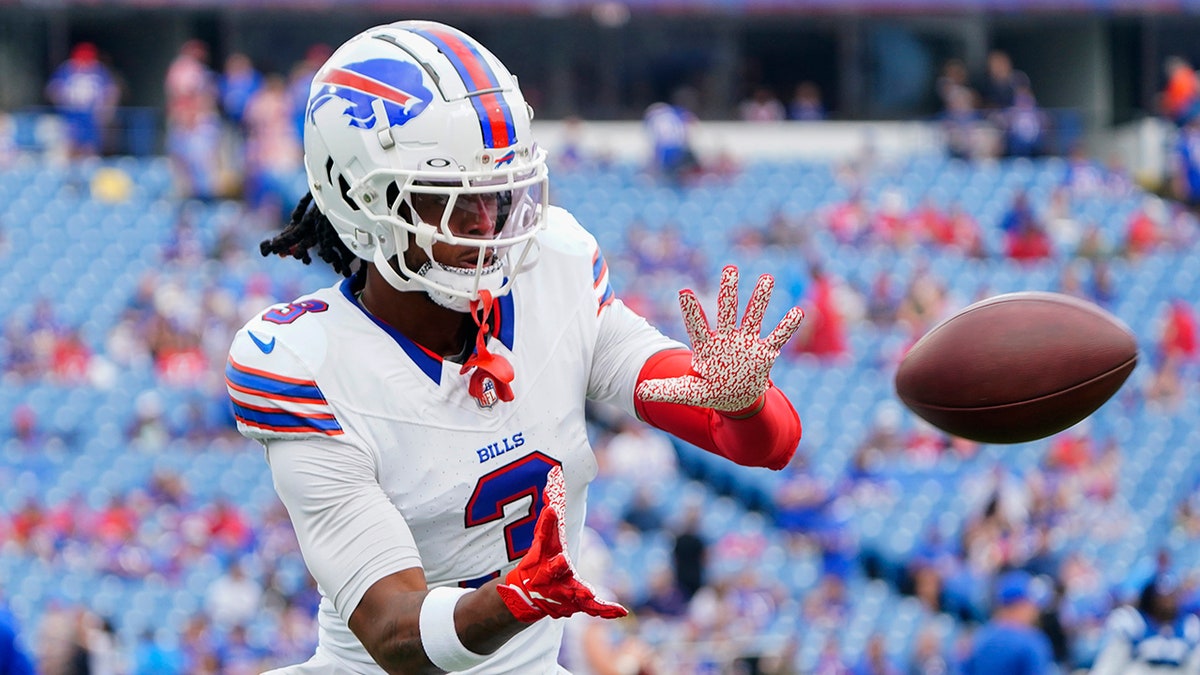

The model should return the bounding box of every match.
[634,265,804,470]
[348,570,523,673]
[270,438,622,674]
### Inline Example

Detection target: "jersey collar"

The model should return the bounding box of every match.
[339,272,515,385]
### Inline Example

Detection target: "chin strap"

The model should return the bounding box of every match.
[461,290,515,405]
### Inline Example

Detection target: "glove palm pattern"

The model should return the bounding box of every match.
[636,265,804,413]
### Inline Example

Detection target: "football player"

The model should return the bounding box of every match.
[228,20,804,674]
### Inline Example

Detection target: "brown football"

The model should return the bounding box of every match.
[894,291,1138,444]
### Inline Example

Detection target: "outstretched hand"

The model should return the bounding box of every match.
[497,466,628,623]
[636,265,804,414]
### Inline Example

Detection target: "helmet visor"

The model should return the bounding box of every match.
[402,172,544,244]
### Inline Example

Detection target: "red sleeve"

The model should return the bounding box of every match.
[632,349,801,470]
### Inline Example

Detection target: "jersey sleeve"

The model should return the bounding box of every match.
[226,325,344,441]
[265,436,423,624]
[586,261,682,417]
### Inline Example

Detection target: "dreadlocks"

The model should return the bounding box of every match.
[260,192,359,278]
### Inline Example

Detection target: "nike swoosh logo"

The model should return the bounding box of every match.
[248,332,276,354]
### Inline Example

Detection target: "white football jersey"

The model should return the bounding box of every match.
[227,207,681,674]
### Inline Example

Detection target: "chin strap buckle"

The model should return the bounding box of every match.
[461,290,515,408]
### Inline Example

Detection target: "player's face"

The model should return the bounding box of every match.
[407,191,503,270]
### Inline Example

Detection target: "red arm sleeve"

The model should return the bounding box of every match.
[632,349,801,470]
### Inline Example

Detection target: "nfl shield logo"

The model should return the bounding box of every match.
[475,377,498,409]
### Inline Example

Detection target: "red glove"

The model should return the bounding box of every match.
[497,466,628,623]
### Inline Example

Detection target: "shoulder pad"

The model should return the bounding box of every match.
[538,206,614,312]
[226,314,341,441]
[539,206,598,256]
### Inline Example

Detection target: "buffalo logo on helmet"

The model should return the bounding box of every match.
[307,58,434,130]
[493,150,516,167]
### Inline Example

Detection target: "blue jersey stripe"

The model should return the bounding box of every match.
[592,251,606,282]
[232,402,343,433]
[226,360,327,402]
[496,290,515,350]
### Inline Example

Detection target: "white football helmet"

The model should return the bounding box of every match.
[303,20,548,311]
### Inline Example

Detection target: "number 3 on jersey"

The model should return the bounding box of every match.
[464,451,561,573]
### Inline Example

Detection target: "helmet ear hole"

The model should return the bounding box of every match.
[386,182,401,211]
[337,173,359,212]
[326,156,360,212]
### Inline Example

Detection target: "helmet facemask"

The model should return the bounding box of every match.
[360,155,548,312]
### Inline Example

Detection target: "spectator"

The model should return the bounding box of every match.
[1170,111,1200,211]
[1161,56,1200,127]
[164,40,217,131]
[964,570,1054,675]
[1089,576,1200,674]
[241,74,302,220]
[789,81,827,121]
[738,86,786,122]
[671,502,708,602]
[998,86,1049,158]
[1125,196,1168,259]
[45,43,120,158]
[49,327,91,384]
[164,40,222,200]
[944,204,986,257]
[981,50,1031,111]
[643,87,701,186]
[218,53,262,128]
[1159,298,1198,365]
[937,58,984,160]
[937,58,979,115]
[204,562,262,629]
[1038,580,1072,669]
[788,263,849,362]
[1002,195,1054,263]
[1046,424,1094,475]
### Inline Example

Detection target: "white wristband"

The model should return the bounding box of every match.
[419,586,490,672]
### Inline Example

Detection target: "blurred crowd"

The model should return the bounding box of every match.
[4,35,1200,675]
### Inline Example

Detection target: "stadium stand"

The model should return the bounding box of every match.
[1,146,1198,672]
